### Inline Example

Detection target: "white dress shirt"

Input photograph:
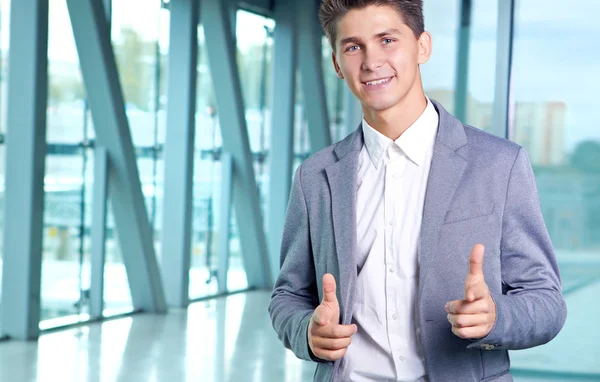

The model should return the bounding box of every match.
[340,98,439,381]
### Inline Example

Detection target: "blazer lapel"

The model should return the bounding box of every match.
[325,128,363,324]
[419,101,469,296]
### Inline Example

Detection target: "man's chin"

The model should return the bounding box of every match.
[362,100,396,113]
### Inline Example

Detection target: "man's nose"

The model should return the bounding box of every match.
[362,50,385,71]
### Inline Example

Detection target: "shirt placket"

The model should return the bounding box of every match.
[385,148,406,375]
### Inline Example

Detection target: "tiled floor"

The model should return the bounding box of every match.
[0,287,597,382]
[0,292,316,382]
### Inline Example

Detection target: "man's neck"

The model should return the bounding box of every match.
[362,91,428,141]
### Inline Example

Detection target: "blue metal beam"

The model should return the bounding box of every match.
[201,0,271,289]
[267,0,298,283]
[0,0,49,340]
[103,0,111,30]
[230,0,238,44]
[454,0,472,123]
[217,153,233,293]
[161,0,199,308]
[90,148,108,318]
[66,0,167,312]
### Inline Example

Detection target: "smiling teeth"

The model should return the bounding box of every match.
[366,78,391,86]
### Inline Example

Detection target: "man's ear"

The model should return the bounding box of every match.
[417,31,433,64]
[332,51,344,79]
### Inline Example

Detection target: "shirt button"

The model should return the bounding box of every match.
[392,313,398,320]
[389,267,396,273]
[388,220,393,226]
[398,355,405,362]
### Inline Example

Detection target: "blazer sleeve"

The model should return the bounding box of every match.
[468,147,567,351]
[268,163,322,361]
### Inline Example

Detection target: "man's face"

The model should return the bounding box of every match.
[332,5,431,113]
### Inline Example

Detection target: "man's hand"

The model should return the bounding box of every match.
[308,273,357,361]
[446,244,497,339]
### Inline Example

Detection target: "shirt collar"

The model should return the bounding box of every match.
[361,96,439,169]
[361,116,392,170]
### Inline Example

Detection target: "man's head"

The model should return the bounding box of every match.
[319,0,431,117]
[319,0,425,52]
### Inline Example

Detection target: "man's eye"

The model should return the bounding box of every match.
[383,38,394,44]
[347,45,359,52]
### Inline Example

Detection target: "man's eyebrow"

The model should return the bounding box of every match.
[339,29,402,46]
[339,36,363,46]
[374,28,402,38]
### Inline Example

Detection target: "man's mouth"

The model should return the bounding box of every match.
[363,77,393,86]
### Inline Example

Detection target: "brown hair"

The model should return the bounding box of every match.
[319,0,424,51]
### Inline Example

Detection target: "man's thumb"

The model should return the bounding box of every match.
[322,273,338,305]
[469,244,485,277]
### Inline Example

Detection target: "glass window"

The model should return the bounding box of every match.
[108,0,166,313]
[190,24,221,299]
[0,0,10,321]
[189,10,274,299]
[236,10,274,224]
[322,35,345,143]
[421,0,460,113]
[293,70,309,172]
[509,0,600,378]
[40,0,92,327]
[464,0,497,130]
[103,206,133,316]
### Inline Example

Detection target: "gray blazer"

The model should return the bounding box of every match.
[269,100,566,381]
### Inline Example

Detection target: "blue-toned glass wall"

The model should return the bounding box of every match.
[105,0,167,315]
[39,0,95,327]
[292,38,342,173]
[321,36,346,143]
[421,0,498,132]
[293,71,309,172]
[34,0,170,326]
[464,0,497,131]
[189,9,274,299]
[421,0,459,115]
[189,23,224,299]
[508,0,600,379]
[233,10,273,291]
[36,0,169,326]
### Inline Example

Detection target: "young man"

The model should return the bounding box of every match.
[269,1,567,381]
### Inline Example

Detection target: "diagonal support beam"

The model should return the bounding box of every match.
[298,0,332,152]
[201,0,271,289]
[161,0,199,308]
[90,147,109,318]
[0,0,49,340]
[454,0,472,123]
[267,0,298,284]
[66,0,167,312]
